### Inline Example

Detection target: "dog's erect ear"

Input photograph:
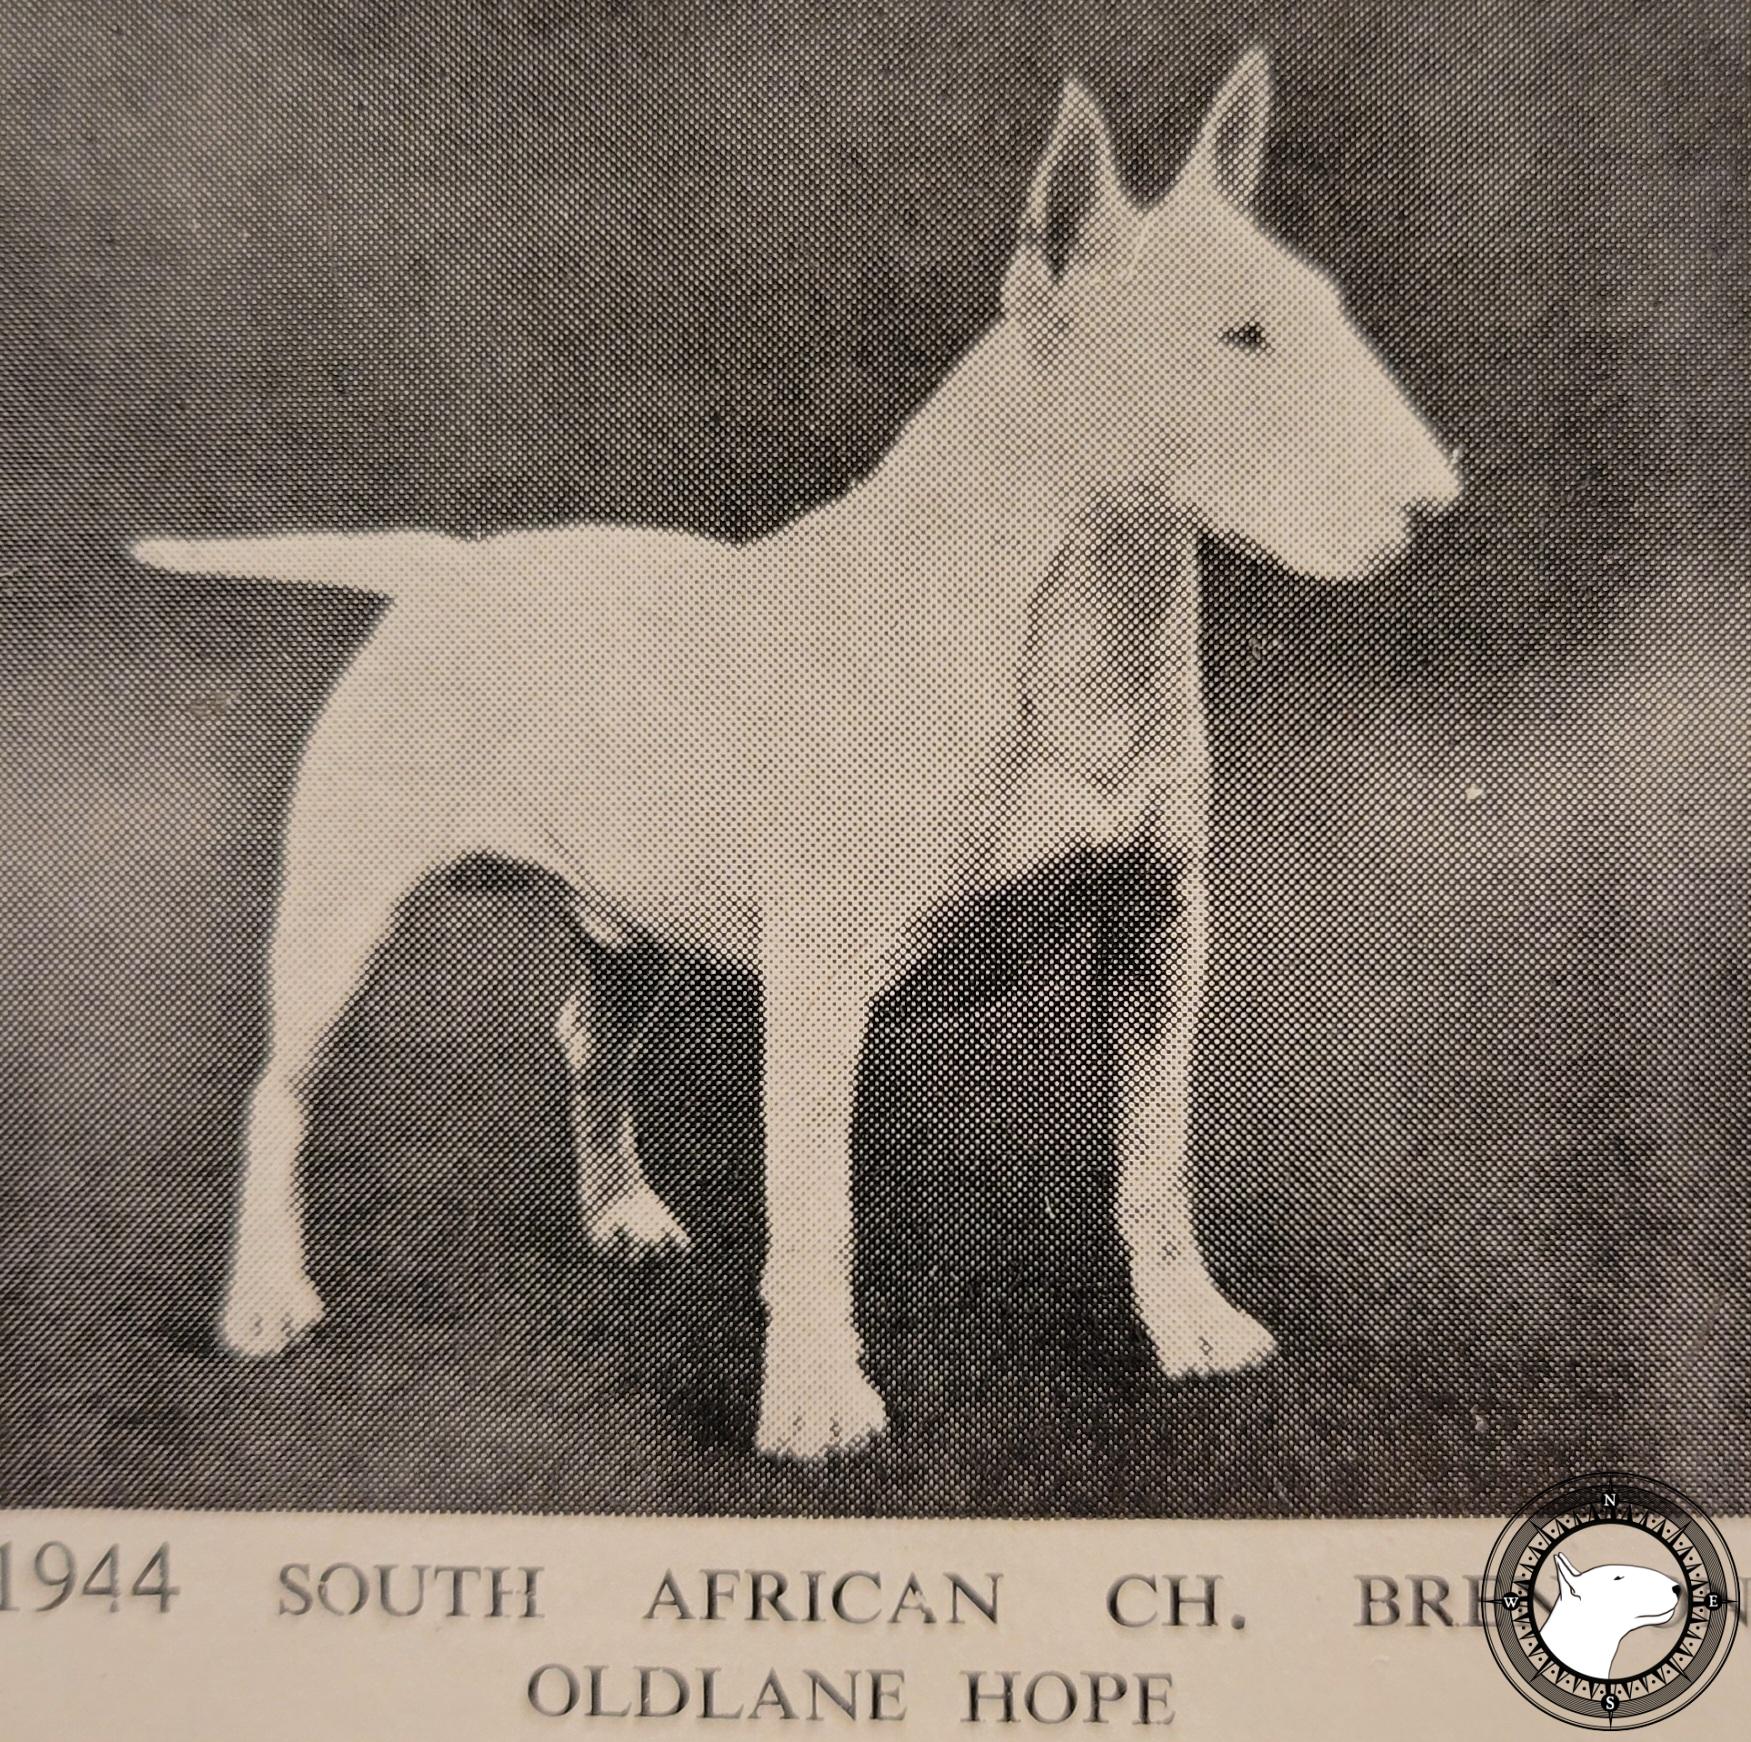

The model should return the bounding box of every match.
[1554,1553,1583,1600]
[1006,79,1131,319]
[1181,46,1273,212]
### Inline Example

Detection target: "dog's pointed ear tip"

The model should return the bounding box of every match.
[1202,46,1273,120]
[1234,43,1272,80]
[1051,77,1103,132]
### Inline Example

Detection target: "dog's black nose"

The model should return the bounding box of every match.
[1674,1583,1684,1597]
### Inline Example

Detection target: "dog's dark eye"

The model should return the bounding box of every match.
[1221,321,1267,351]
[1615,1575,1624,1581]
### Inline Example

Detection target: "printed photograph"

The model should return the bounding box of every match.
[2,0,1746,1517]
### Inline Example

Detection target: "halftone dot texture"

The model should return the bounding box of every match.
[2,0,1747,1514]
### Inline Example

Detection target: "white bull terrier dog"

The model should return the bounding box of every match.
[136,50,1460,1458]
[1540,1553,1685,1679]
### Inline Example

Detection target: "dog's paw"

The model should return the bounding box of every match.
[221,1268,325,1358]
[1133,1263,1277,1378]
[585,1185,690,1257]
[755,1357,887,1460]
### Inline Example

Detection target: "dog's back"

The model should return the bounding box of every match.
[278,522,779,959]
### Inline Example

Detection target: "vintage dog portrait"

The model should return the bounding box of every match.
[2,1,1745,1516]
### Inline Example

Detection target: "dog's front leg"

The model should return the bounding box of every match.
[1116,857,1277,1376]
[753,928,886,1459]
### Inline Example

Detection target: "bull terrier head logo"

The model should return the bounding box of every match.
[1540,1551,1685,1680]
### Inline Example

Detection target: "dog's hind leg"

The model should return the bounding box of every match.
[555,923,688,1257]
[221,830,443,1357]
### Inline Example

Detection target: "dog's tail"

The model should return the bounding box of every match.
[131,529,459,599]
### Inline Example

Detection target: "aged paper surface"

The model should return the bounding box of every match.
[2,1,1746,1735]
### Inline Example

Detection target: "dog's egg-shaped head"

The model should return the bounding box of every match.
[1004,51,1461,580]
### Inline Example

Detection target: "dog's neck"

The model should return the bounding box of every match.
[856,319,1069,568]
[1541,1604,1625,1680]
[805,318,1204,676]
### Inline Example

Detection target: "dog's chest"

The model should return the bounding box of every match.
[980,542,1207,868]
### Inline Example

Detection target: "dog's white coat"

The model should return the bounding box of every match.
[135,52,1460,1458]
[1541,1552,1684,1679]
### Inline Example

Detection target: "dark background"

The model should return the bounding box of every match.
[1,0,1747,1516]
